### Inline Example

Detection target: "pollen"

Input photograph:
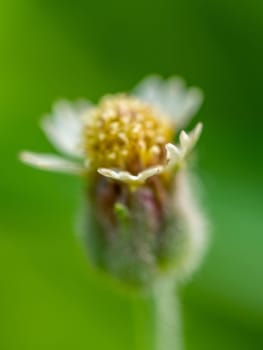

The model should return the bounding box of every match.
[83,95,174,174]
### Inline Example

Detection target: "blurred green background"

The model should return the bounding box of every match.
[1,0,263,349]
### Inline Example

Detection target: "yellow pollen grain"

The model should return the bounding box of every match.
[83,94,174,174]
[118,133,128,143]
[108,153,116,160]
[98,133,105,141]
[150,145,161,155]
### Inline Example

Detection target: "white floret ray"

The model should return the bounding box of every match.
[98,165,163,187]
[20,151,84,175]
[98,123,202,186]
[166,122,203,168]
[133,75,203,128]
[41,99,92,158]
[20,121,202,181]
[20,76,203,181]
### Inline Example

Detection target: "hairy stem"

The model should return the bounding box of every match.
[133,278,182,350]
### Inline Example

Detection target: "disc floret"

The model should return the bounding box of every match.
[83,95,173,174]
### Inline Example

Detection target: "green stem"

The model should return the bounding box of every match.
[133,278,182,350]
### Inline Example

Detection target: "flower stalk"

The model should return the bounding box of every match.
[133,278,182,350]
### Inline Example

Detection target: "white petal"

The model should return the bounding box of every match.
[190,121,203,143]
[97,168,122,180]
[163,123,203,172]
[133,75,203,128]
[41,99,92,158]
[20,151,84,175]
[98,165,163,187]
[132,75,164,111]
[179,130,190,150]
[137,166,163,182]
[179,122,203,156]
[165,143,181,168]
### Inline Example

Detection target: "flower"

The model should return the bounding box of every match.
[20,76,203,186]
[20,76,207,285]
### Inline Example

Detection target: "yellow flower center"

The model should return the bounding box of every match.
[83,95,173,174]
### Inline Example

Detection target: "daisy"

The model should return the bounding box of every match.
[20,76,203,188]
[20,75,206,284]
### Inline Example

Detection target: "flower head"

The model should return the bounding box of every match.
[20,76,207,285]
[83,95,172,172]
[21,76,203,187]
